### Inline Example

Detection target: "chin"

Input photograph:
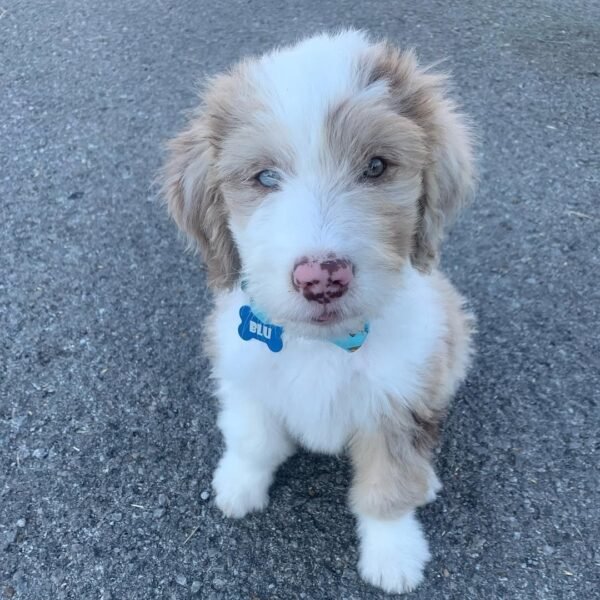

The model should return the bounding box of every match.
[162,29,476,594]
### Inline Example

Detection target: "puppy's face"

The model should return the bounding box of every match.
[164,31,474,336]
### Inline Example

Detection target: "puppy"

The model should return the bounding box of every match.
[163,30,475,594]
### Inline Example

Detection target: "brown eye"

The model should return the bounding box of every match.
[363,157,387,179]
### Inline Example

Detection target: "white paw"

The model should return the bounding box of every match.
[212,454,272,518]
[357,512,430,594]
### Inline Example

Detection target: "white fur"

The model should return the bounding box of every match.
[356,511,431,594]
[252,30,373,150]
[213,390,294,517]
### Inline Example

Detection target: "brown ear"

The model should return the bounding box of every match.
[412,92,475,271]
[162,113,240,289]
[364,44,475,271]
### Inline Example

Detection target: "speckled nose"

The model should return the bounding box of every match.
[292,256,354,304]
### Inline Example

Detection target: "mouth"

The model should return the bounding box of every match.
[312,309,344,325]
[281,307,366,334]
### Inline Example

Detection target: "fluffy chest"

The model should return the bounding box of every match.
[210,276,444,453]
[245,342,381,453]
[216,336,392,453]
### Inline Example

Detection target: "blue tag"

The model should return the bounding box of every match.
[238,305,284,352]
[331,323,370,352]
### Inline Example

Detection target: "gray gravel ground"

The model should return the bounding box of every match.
[1,0,599,598]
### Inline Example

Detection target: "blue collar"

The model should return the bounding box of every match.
[237,284,369,353]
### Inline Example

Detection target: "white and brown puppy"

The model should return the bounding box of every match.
[163,30,475,594]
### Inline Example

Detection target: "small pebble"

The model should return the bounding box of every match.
[158,493,167,506]
[3,586,16,599]
[153,508,166,519]
[1,530,17,551]
[112,512,123,522]
[200,490,210,501]
[18,448,30,460]
[16,519,26,528]
[175,574,187,586]
[191,581,201,593]
[213,578,225,589]
[71,543,83,555]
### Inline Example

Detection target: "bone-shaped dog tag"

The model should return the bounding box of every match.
[238,305,284,352]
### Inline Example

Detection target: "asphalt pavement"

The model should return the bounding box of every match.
[1,0,599,598]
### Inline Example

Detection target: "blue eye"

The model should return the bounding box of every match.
[362,157,387,179]
[256,169,281,188]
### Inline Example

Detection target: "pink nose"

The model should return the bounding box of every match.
[292,256,354,304]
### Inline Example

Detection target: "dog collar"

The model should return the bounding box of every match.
[237,283,369,353]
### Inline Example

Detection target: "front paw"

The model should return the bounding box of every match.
[212,454,272,518]
[357,512,430,594]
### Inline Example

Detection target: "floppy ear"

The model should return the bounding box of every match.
[364,44,475,271]
[162,111,241,289]
[412,87,475,271]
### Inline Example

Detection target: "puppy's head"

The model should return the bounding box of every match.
[163,30,474,336]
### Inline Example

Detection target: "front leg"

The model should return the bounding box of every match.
[212,386,295,518]
[349,408,442,594]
